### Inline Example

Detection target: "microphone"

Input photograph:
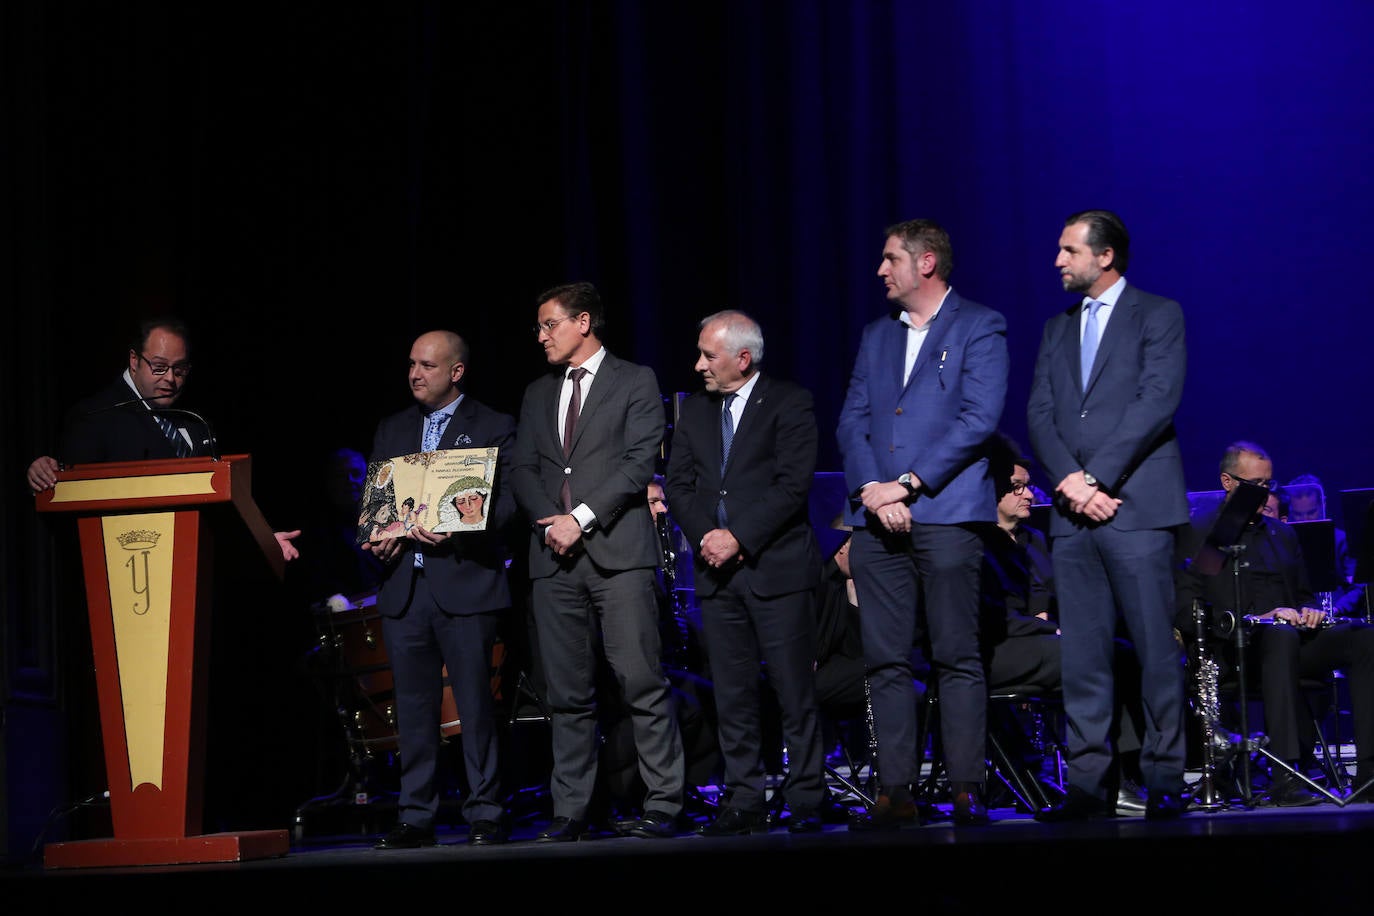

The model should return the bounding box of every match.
[84,394,221,461]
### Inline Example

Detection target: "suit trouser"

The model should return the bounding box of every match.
[698,570,826,811]
[1255,621,1374,774]
[382,572,504,828]
[1054,525,1186,798]
[851,522,985,787]
[532,558,685,820]
[987,635,1143,754]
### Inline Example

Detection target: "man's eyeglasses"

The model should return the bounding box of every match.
[138,353,192,378]
[1008,482,1030,496]
[532,313,581,336]
[1225,472,1277,491]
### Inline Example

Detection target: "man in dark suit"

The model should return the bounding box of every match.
[25,315,301,829]
[665,310,828,834]
[364,330,516,848]
[32,317,211,473]
[26,316,302,558]
[837,218,1009,828]
[1027,208,1191,821]
[510,281,685,841]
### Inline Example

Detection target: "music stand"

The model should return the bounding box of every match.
[1193,481,1344,807]
[1290,520,1343,593]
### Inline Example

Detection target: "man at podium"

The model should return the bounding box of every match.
[27,315,305,855]
[26,315,299,560]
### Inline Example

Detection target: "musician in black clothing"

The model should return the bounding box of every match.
[1175,441,1374,805]
[980,435,1146,812]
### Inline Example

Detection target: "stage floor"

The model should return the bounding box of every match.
[6,791,1372,911]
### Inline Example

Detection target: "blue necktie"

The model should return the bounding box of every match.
[1080,300,1104,389]
[716,393,737,527]
[423,411,448,453]
[416,411,448,567]
[156,415,191,458]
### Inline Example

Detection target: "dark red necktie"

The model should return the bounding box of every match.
[560,366,588,512]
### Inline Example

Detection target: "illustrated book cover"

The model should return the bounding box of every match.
[355,447,499,542]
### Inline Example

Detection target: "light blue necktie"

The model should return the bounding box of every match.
[1080,300,1104,389]
[416,411,449,567]
[423,411,448,453]
[716,393,737,527]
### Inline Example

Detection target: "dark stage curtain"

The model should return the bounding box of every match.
[5,0,1374,854]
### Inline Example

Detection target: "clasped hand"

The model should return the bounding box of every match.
[699,528,741,568]
[1057,471,1121,522]
[538,514,584,556]
[860,480,912,535]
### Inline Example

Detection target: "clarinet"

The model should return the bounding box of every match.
[655,513,690,662]
[863,673,879,793]
[1191,599,1230,811]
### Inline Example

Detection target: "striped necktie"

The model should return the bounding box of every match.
[156,414,191,458]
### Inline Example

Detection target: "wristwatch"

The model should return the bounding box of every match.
[897,472,919,497]
[1082,471,1099,488]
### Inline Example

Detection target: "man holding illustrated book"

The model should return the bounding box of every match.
[362,329,518,848]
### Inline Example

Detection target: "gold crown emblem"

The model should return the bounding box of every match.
[117,529,161,550]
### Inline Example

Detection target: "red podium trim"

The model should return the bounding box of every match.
[43,830,289,869]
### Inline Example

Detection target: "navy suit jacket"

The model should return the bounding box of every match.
[510,351,663,577]
[60,377,212,465]
[368,394,517,618]
[836,290,1009,527]
[1026,281,1189,536]
[665,373,821,599]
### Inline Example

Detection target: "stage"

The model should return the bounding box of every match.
[6,795,1371,911]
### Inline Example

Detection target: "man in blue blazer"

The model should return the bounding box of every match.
[1027,209,1190,820]
[510,282,685,841]
[365,330,516,848]
[837,219,1009,828]
[665,310,828,834]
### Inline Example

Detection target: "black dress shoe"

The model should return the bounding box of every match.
[535,816,588,842]
[1115,779,1148,817]
[952,791,990,826]
[784,807,824,833]
[374,823,437,849]
[1145,791,1188,820]
[698,806,771,836]
[1265,773,1324,807]
[817,796,853,824]
[468,818,508,846]
[848,791,919,831]
[1034,789,1114,823]
[624,809,679,839]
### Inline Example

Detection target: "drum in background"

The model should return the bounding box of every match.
[314,590,505,755]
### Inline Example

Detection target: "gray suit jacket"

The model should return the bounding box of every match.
[510,350,663,577]
[1026,281,1190,535]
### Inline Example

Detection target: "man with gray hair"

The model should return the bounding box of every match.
[666,309,834,833]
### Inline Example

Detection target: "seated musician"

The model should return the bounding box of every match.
[1284,472,1367,618]
[1174,440,1374,805]
[979,433,1147,814]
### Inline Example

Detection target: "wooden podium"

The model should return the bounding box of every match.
[35,454,291,868]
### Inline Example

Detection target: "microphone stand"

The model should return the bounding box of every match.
[86,395,221,461]
[157,407,220,461]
